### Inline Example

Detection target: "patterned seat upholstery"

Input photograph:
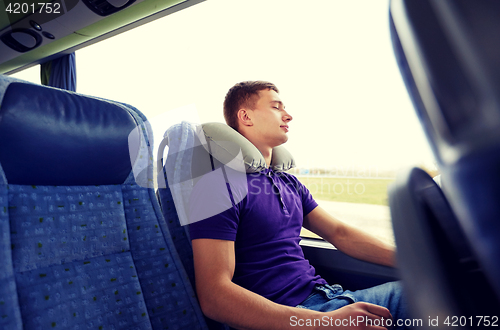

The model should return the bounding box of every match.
[0,75,208,330]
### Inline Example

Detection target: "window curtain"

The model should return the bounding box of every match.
[41,52,76,92]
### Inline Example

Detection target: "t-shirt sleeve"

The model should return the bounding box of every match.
[189,194,240,241]
[295,176,318,216]
[188,169,242,241]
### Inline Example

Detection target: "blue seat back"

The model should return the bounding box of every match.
[390,0,500,320]
[156,122,229,330]
[0,75,208,330]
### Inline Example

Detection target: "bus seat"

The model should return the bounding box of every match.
[389,0,500,324]
[0,75,208,330]
[156,121,294,330]
[389,168,499,323]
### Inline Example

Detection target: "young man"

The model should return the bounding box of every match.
[189,81,409,329]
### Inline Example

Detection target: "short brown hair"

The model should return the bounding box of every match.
[223,81,279,131]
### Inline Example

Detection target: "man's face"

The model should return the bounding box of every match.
[248,89,293,148]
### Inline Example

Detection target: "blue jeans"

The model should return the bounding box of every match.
[296,282,412,329]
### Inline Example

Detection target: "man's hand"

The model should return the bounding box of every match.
[290,302,392,329]
[322,302,393,329]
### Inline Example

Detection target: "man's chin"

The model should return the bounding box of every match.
[274,136,289,147]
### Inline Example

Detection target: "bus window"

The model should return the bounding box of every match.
[12,0,436,246]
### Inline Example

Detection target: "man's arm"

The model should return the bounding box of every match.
[302,206,396,267]
[192,238,393,330]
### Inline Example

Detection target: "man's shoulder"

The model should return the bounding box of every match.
[188,166,250,224]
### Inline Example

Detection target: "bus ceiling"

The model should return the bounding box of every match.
[0,0,205,75]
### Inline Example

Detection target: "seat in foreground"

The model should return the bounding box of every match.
[0,75,208,330]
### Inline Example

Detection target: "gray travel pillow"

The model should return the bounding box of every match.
[201,122,295,173]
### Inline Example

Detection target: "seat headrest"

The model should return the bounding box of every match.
[0,81,139,185]
[198,122,295,173]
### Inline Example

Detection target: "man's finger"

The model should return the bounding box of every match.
[364,302,393,320]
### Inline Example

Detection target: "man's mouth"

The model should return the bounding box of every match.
[281,125,289,132]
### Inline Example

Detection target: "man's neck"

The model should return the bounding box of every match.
[250,139,273,168]
[259,147,272,168]
[238,130,273,168]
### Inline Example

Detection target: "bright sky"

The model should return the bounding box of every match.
[13,0,436,173]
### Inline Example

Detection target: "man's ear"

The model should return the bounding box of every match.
[237,109,253,127]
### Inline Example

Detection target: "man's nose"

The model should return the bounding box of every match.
[283,112,293,122]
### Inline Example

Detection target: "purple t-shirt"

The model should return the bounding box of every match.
[189,167,327,306]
